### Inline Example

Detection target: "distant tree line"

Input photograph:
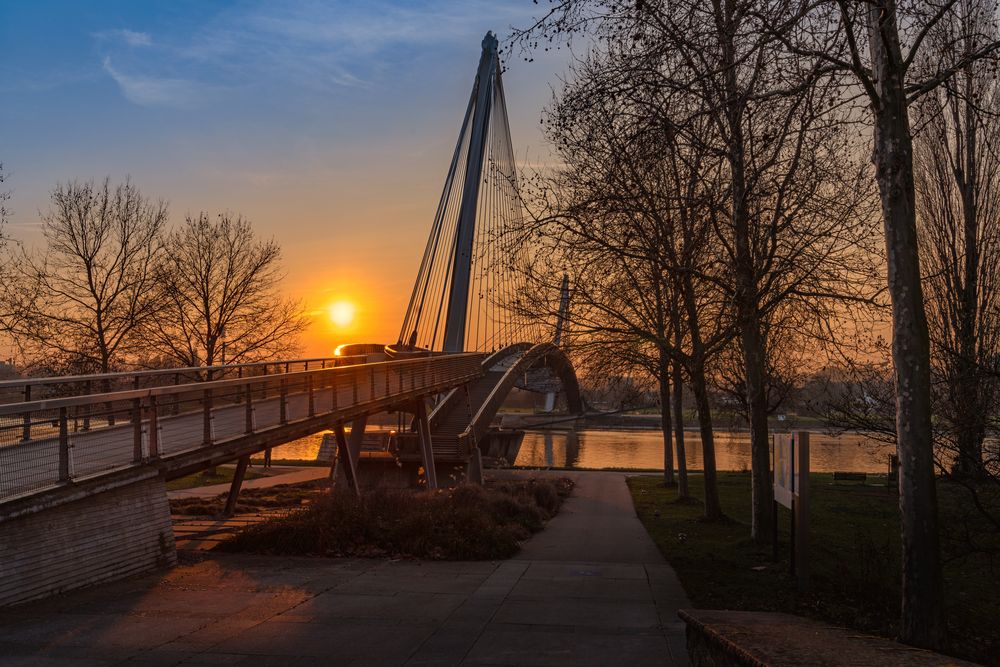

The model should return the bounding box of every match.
[513,0,1000,652]
[0,176,306,376]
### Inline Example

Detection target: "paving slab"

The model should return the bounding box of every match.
[0,471,690,665]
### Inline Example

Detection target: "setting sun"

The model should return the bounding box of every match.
[327,300,356,328]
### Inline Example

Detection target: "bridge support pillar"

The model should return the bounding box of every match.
[223,455,250,517]
[414,401,438,490]
[466,445,484,485]
[334,422,361,497]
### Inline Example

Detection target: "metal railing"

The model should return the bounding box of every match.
[0,357,368,440]
[0,353,483,502]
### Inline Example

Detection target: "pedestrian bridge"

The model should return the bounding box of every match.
[0,30,585,607]
[0,352,482,505]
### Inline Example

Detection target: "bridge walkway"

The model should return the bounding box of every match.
[0,353,483,505]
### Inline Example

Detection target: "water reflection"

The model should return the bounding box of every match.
[269,427,892,474]
[516,429,892,473]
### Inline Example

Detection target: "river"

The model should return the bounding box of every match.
[269,427,892,473]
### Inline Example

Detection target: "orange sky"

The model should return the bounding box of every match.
[1,2,573,359]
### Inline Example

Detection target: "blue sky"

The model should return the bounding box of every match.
[0,1,573,353]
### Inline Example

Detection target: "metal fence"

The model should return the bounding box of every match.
[0,357,354,409]
[0,353,483,502]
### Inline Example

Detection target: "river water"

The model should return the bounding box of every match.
[516,429,891,473]
[270,427,891,474]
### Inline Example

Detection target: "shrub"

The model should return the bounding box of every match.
[217,477,573,560]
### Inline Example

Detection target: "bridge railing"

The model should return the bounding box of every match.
[0,356,370,440]
[0,352,483,502]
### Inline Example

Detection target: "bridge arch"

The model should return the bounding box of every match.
[422,343,582,461]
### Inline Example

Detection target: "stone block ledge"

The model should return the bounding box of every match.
[678,609,979,667]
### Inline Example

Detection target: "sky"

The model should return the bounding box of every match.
[0,0,574,357]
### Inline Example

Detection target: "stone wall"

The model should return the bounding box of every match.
[0,476,176,606]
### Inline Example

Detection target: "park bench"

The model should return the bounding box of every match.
[678,610,977,667]
[833,471,867,483]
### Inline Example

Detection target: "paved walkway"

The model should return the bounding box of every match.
[0,471,690,665]
[167,466,330,500]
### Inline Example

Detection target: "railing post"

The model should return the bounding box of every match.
[279,378,288,425]
[148,395,159,458]
[203,387,213,446]
[21,384,31,441]
[236,366,247,403]
[308,374,315,417]
[370,366,375,399]
[104,378,115,427]
[353,371,359,404]
[245,382,254,434]
[58,407,70,481]
[83,380,92,431]
[331,372,338,411]
[262,364,269,399]
[132,397,142,462]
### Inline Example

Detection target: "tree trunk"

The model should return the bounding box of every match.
[953,74,986,480]
[868,2,946,648]
[673,351,689,500]
[689,362,722,520]
[740,311,773,544]
[658,346,676,486]
[715,0,770,540]
[682,275,722,519]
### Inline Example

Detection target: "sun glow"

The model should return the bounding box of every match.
[327,300,356,328]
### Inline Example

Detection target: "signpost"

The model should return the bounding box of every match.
[773,431,810,591]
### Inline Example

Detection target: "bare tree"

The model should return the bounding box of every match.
[913,0,1000,481]
[4,178,166,373]
[515,0,876,548]
[148,212,307,369]
[514,50,732,517]
[779,0,1000,647]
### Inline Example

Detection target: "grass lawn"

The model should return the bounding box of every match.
[165,466,266,491]
[627,472,998,665]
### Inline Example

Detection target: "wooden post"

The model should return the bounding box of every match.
[223,455,250,517]
[415,401,438,490]
[334,422,361,497]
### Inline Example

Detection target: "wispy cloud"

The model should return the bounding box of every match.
[102,57,205,108]
[94,28,153,47]
[95,0,540,107]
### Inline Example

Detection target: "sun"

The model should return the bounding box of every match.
[327,300,356,328]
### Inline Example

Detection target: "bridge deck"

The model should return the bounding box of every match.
[0,354,483,504]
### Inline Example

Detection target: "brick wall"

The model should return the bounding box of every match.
[0,477,176,606]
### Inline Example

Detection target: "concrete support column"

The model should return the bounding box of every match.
[334,422,361,497]
[223,455,250,517]
[415,401,438,490]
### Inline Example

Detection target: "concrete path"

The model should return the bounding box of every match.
[167,466,330,500]
[0,471,690,665]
